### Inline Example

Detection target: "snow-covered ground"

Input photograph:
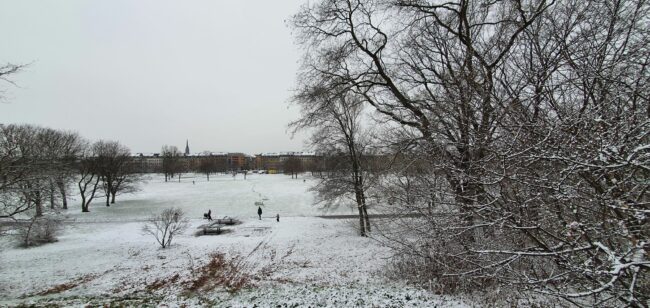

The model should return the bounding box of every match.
[0,174,471,307]
[67,173,357,222]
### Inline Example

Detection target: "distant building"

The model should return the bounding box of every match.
[132,149,319,174]
[255,152,320,173]
[132,153,163,173]
[184,152,229,172]
[227,152,253,171]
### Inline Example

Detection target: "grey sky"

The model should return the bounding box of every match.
[0,0,309,155]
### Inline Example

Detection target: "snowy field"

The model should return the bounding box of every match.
[66,173,358,222]
[0,174,471,307]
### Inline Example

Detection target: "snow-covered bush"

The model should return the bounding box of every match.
[142,207,189,248]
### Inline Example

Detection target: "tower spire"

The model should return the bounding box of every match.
[185,139,190,156]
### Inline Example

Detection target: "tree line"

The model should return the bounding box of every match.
[0,124,142,244]
[291,0,649,305]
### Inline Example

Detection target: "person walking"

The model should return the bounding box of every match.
[276,213,279,222]
[258,206,262,220]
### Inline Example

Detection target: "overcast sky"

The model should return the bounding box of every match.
[0,0,309,154]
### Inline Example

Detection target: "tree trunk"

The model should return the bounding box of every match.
[350,151,368,236]
[79,174,99,213]
[81,196,89,212]
[57,180,68,210]
[111,191,116,204]
[356,170,370,233]
[357,205,366,237]
[361,193,370,232]
[23,217,38,247]
[79,181,87,212]
[35,199,43,217]
[106,193,110,207]
[50,181,56,209]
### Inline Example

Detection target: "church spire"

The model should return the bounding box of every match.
[185,139,190,156]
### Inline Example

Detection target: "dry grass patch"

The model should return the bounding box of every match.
[185,252,254,294]
[146,273,181,291]
[35,274,98,296]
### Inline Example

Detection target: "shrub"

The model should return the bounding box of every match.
[142,207,189,248]
[16,216,61,247]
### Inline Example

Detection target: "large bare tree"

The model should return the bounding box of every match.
[293,0,649,305]
[292,84,373,236]
[0,123,84,248]
[0,125,48,218]
[76,142,101,213]
[282,157,303,179]
[93,140,137,206]
[197,153,218,181]
[161,145,182,182]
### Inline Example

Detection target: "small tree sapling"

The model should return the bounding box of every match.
[142,207,189,248]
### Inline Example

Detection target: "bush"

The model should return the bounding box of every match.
[16,216,61,247]
[142,207,189,248]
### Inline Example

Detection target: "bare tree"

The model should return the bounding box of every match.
[0,125,68,218]
[1,125,80,247]
[108,166,140,204]
[0,125,42,219]
[161,145,182,182]
[215,156,229,173]
[38,129,84,210]
[293,0,649,305]
[16,215,61,247]
[479,0,650,304]
[291,86,373,236]
[282,157,303,179]
[142,207,189,248]
[93,140,138,206]
[77,143,101,213]
[0,63,26,102]
[198,153,218,181]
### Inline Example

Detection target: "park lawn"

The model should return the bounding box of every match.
[0,174,470,307]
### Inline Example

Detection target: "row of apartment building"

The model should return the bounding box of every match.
[131,151,321,173]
